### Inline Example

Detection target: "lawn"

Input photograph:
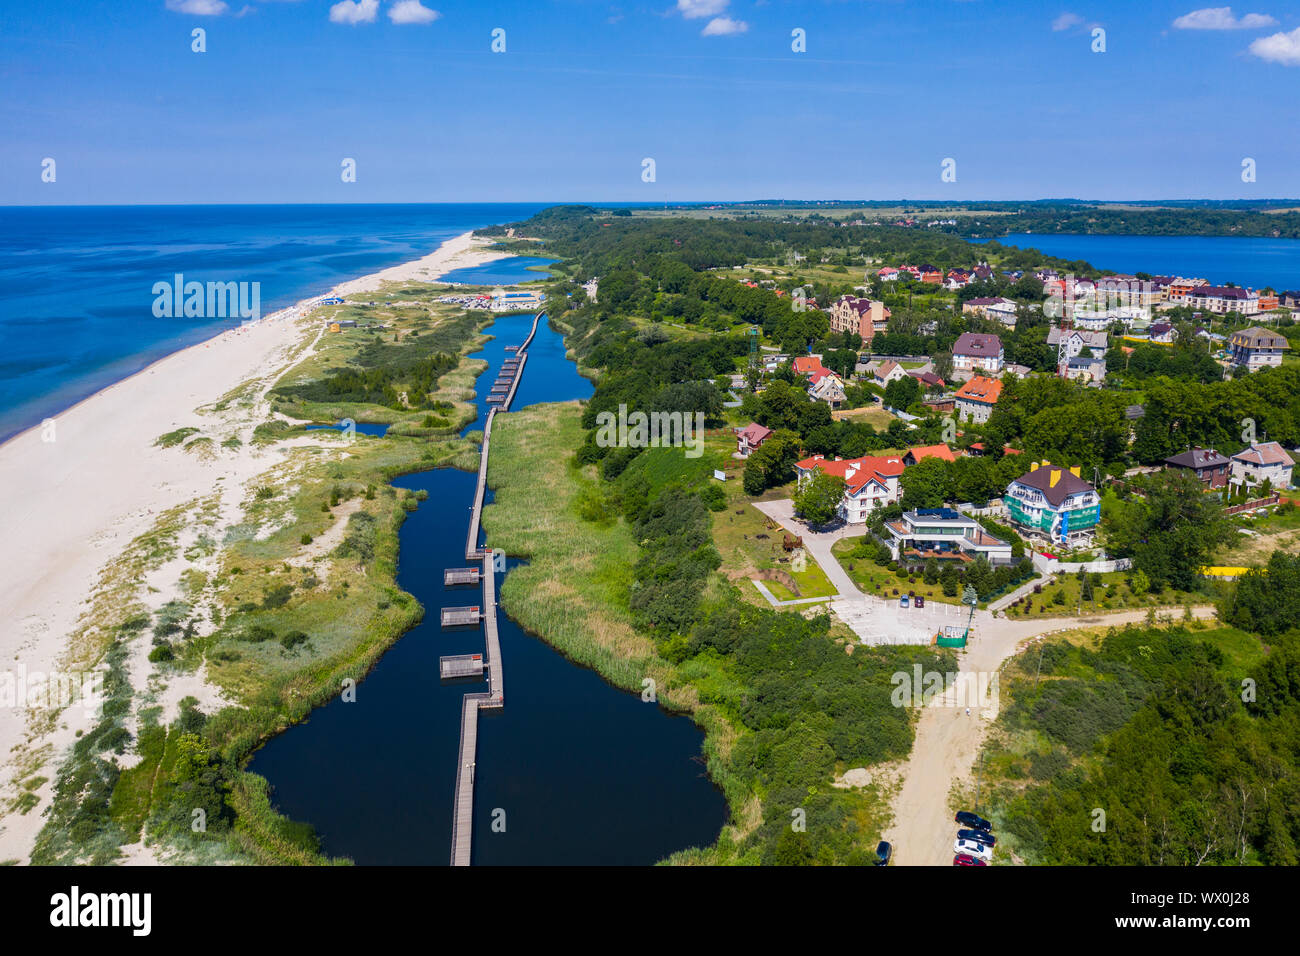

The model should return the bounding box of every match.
[830,538,968,606]
[832,404,896,428]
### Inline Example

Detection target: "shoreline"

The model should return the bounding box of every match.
[0,231,510,453]
[0,228,511,864]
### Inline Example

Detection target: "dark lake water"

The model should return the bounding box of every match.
[305,422,390,437]
[247,312,728,864]
[441,256,558,286]
[984,233,1300,292]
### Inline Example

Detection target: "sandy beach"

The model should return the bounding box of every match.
[0,229,504,863]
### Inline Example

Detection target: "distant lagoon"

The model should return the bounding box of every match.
[982,233,1300,292]
[441,256,557,286]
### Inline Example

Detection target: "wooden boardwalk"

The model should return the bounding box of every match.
[449,311,543,866]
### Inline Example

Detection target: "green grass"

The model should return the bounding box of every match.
[155,426,200,448]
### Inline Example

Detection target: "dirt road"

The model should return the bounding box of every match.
[882,606,1218,866]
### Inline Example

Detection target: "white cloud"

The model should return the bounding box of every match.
[1052,12,1084,31]
[1173,7,1278,29]
[329,0,379,24]
[165,0,229,14]
[701,16,748,36]
[389,0,440,24]
[677,0,729,20]
[1250,25,1300,63]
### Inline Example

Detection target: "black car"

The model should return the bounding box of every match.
[874,841,892,866]
[955,810,992,832]
[958,827,996,847]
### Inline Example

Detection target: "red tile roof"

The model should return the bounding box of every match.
[954,375,1003,405]
[796,454,905,495]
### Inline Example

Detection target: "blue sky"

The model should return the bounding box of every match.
[4,0,1300,203]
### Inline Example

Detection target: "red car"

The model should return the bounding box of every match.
[953,853,987,866]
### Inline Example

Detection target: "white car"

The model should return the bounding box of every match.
[954,838,992,861]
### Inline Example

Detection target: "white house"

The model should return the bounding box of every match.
[794,453,906,524]
[1231,442,1294,491]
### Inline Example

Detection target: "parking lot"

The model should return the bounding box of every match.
[832,594,981,646]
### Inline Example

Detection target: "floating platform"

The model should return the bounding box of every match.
[440,654,485,679]
[441,606,483,627]
[444,567,481,586]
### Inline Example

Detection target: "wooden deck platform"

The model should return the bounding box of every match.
[444,567,480,586]
[440,654,485,679]
[441,606,482,627]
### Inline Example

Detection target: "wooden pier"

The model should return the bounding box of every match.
[441,606,483,627]
[448,311,542,866]
[443,567,480,586]
[440,654,485,679]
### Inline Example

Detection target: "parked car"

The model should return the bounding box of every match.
[874,841,892,866]
[899,595,910,608]
[955,810,992,832]
[953,853,987,867]
[954,838,993,861]
[914,595,925,608]
[958,828,996,847]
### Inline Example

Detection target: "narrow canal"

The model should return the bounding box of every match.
[247,312,728,864]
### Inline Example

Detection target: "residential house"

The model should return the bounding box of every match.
[828,295,890,342]
[1005,462,1101,546]
[1164,448,1231,489]
[1147,322,1177,344]
[1187,286,1260,315]
[794,453,906,523]
[873,359,907,388]
[1165,277,1210,303]
[1065,354,1107,385]
[952,332,1005,379]
[877,266,900,282]
[944,269,973,290]
[902,444,957,466]
[967,443,1022,458]
[792,355,826,376]
[963,296,1019,327]
[736,423,772,458]
[808,370,847,407]
[954,375,1004,423]
[1230,442,1294,491]
[884,508,1013,565]
[1229,326,1289,370]
[910,370,946,391]
[1047,327,1108,359]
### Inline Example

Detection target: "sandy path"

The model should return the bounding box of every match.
[882,606,1219,866]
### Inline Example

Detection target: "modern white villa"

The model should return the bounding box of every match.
[883,508,1013,565]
